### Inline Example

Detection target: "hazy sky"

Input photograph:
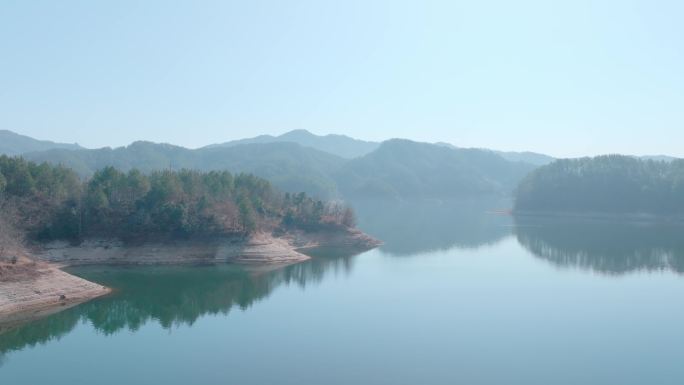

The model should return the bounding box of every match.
[1,0,682,157]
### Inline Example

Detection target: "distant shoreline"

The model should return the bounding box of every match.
[512,210,684,224]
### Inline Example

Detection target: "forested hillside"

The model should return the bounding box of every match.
[23,142,344,199]
[0,156,354,246]
[515,155,684,215]
[23,139,537,200]
[8,130,547,200]
[335,139,536,199]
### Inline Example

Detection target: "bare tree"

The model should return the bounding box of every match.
[0,201,23,263]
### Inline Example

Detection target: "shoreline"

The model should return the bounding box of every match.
[0,261,111,326]
[36,233,313,266]
[0,228,381,325]
[512,210,684,225]
[34,228,381,266]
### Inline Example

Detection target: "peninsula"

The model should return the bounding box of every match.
[0,157,380,323]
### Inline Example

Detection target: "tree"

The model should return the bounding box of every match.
[0,156,355,243]
[341,207,356,227]
[0,171,6,194]
[237,194,256,233]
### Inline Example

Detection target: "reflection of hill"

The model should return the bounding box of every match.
[514,216,684,274]
[351,198,513,256]
[0,249,361,358]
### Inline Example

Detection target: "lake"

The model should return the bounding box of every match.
[2,199,684,384]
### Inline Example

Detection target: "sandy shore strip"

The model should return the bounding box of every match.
[0,261,110,326]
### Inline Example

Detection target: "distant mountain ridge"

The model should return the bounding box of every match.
[22,138,533,199]
[336,139,536,199]
[12,129,681,202]
[23,141,345,199]
[207,129,380,159]
[493,151,556,166]
[0,130,82,155]
[434,142,555,166]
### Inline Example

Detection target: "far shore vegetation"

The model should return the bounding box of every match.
[515,155,684,215]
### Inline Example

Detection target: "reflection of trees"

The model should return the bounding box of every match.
[351,198,513,256]
[514,216,684,274]
[282,247,359,288]
[0,248,361,357]
[0,308,81,365]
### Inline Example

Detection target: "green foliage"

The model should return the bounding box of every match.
[38,199,81,242]
[21,138,540,201]
[236,193,257,233]
[0,156,81,199]
[0,156,356,243]
[280,192,353,230]
[0,157,35,196]
[23,142,344,199]
[515,155,684,214]
[81,169,276,239]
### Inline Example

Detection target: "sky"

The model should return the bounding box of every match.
[1,0,682,158]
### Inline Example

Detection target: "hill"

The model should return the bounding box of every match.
[0,130,82,156]
[334,139,537,199]
[17,133,547,200]
[434,142,556,166]
[515,155,684,215]
[23,142,345,198]
[494,151,555,166]
[208,129,379,159]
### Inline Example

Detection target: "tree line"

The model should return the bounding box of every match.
[515,155,684,214]
[0,156,356,245]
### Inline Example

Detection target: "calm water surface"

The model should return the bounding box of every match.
[2,199,684,384]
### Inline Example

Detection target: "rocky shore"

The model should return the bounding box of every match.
[0,228,381,324]
[36,233,312,266]
[0,258,110,326]
[34,228,380,265]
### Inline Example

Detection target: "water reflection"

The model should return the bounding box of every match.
[515,216,684,274]
[351,198,513,256]
[0,247,362,359]
[6,203,684,368]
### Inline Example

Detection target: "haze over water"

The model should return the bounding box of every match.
[1,199,683,385]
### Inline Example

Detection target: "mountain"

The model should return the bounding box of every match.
[23,142,345,199]
[208,129,380,159]
[23,138,536,201]
[434,142,556,166]
[12,131,553,201]
[0,130,82,156]
[334,139,537,199]
[494,151,555,166]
